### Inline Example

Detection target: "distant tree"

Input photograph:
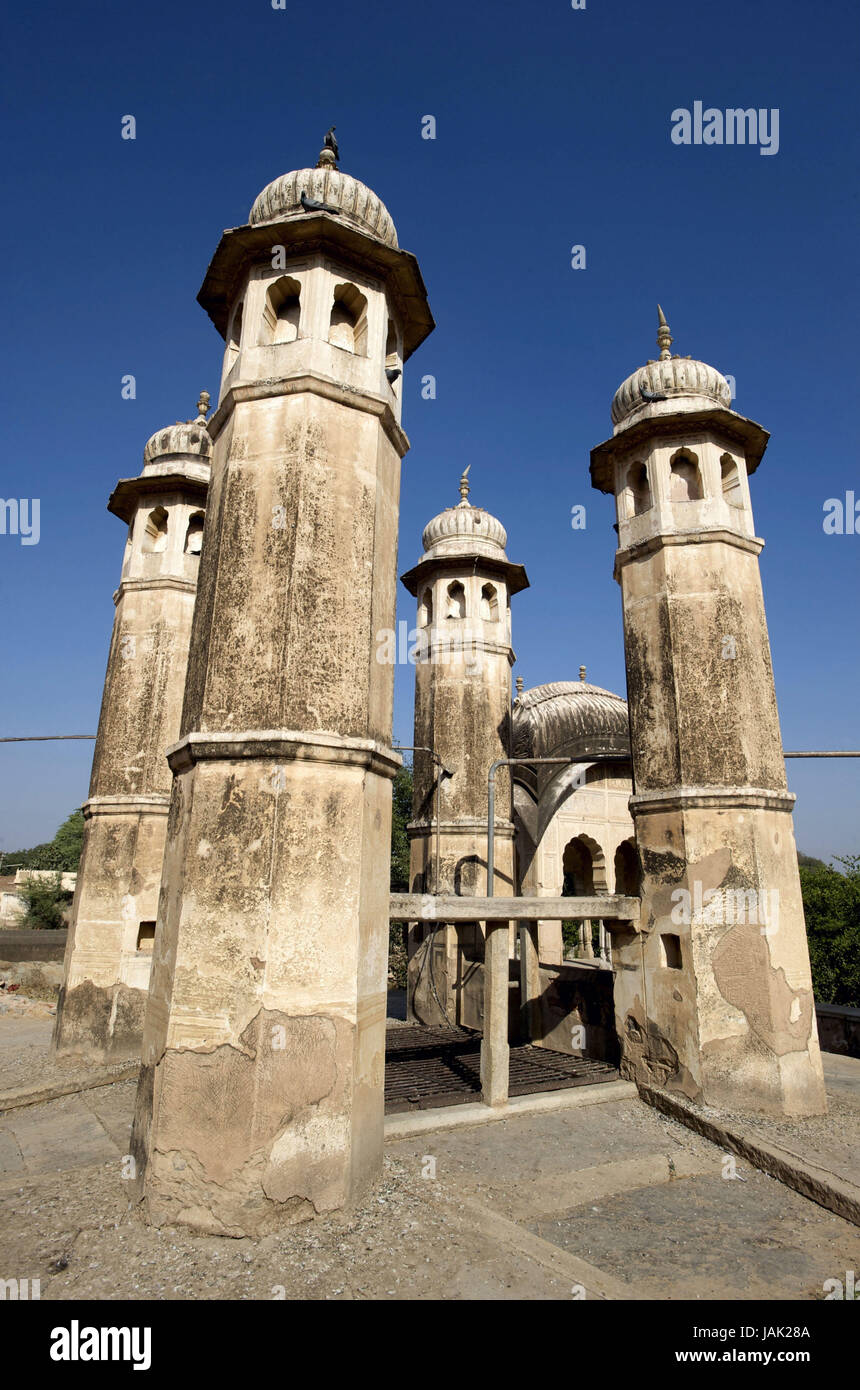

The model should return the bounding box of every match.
[50,809,85,870]
[1,808,85,875]
[390,765,412,893]
[800,854,860,1007]
[798,850,828,870]
[388,764,413,988]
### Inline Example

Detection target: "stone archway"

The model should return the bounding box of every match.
[614,838,642,896]
[562,833,608,960]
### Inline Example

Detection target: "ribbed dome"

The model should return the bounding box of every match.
[611,307,732,431]
[143,395,213,468]
[512,680,629,761]
[419,468,508,560]
[249,153,398,249]
[422,503,507,556]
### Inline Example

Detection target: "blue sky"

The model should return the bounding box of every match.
[1,0,857,859]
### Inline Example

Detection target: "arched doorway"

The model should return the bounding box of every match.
[562,834,608,961]
[614,838,642,896]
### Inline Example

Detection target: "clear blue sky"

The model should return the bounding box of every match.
[1,0,857,859]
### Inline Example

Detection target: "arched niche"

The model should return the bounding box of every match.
[329,283,368,356]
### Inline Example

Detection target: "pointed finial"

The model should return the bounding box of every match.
[196,390,210,422]
[458,464,471,504]
[657,305,673,361]
[579,665,587,683]
[515,676,524,696]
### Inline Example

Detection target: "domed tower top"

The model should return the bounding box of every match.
[610,307,733,432]
[197,135,433,364]
[419,467,510,562]
[141,392,214,471]
[109,393,212,523]
[401,470,528,597]
[249,143,399,249]
[591,309,769,498]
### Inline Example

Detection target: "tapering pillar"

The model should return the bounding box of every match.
[130,143,433,1233]
[591,310,826,1117]
[401,473,528,1029]
[53,398,211,1059]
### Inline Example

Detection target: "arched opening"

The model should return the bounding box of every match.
[385,318,399,369]
[628,462,652,516]
[446,581,466,619]
[225,300,244,371]
[329,283,368,356]
[184,511,205,555]
[142,506,168,554]
[669,450,704,501]
[261,276,301,344]
[614,838,642,896]
[480,582,499,621]
[720,452,744,508]
[561,835,609,961]
[563,837,595,895]
[418,587,433,627]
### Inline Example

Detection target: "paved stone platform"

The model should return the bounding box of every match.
[0,1054,857,1299]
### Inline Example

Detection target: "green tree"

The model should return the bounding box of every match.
[17,872,73,930]
[388,764,413,988]
[1,808,85,875]
[799,853,860,1007]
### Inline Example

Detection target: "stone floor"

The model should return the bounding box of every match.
[0,1014,857,1300]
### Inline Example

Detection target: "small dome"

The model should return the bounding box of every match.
[249,149,398,249]
[142,393,213,468]
[513,680,629,761]
[420,469,508,560]
[611,308,732,431]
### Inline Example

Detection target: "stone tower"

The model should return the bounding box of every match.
[401,471,528,1027]
[54,397,211,1059]
[590,310,826,1117]
[130,143,433,1234]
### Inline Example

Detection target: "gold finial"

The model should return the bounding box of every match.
[458,464,471,504]
[196,390,210,422]
[579,665,587,683]
[657,305,673,361]
[515,676,524,695]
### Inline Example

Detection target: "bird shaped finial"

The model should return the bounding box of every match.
[657,305,673,361]
[458,465,471,504]
[196,390,210,422]
[579,665,587,683]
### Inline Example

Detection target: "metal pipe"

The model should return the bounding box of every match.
[486,748,860,895]
[784,751,860,758]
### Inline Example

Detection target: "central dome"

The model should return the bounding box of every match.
[249,148,398,249]
[512,680,630,760]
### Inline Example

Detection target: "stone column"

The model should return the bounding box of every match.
[130,147,434,1233]
[590,311,826,1117]
[401,472,528,1029]
[53,399,211,1060]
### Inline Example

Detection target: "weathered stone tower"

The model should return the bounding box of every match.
[401,471,528,1027]
[54,398,211,1059]
[590,310,826,1117]
[130,143,433,1234]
